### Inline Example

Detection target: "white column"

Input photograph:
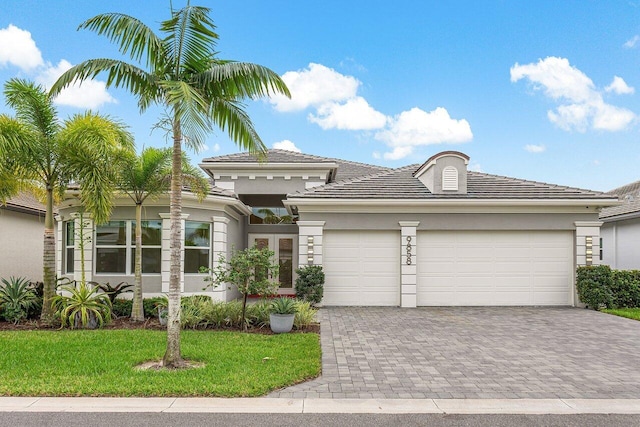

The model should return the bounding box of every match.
[211,216,230,301]
[296,221,325,268]
[55,214,63,279]
[575,221,603,267]
[160,213,189,293]
[399,221,419,308]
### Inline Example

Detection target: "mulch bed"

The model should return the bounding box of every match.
[0,317,320,334]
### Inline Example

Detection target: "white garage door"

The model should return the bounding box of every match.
[323,231,399,306]
[417,231,573,306]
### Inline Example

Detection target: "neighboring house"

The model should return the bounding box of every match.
[600,180,640,270]
[55,149,616,307]
[0,193,49,282]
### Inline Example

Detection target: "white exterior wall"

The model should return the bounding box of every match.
[0,209,47,281]
[600,218,640,270]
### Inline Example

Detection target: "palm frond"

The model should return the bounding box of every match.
[197,62,291,100]
[4,79,59,139]
[180,153,210,201]
[79,13,164,70]
[160,80,212,150]
[208,98,267,156]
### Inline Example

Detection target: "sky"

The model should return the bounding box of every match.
[1,0,640,192]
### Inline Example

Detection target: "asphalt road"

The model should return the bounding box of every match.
[0,413,639,427]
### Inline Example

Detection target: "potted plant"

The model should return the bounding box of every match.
[269,297,297,333]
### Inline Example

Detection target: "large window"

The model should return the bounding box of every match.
[64,221,75,274]
[95,220,162,274]
[249,207,296,224]
[184,221,210,273]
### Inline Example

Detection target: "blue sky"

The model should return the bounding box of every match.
[1,1,640,191]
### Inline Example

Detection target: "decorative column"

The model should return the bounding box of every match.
[399,221,419,308]
[71,212,93,284]
[211,216,230,301]
[55,214,63,279]
[296,221,325,268]
[575,221,603,267]
[160,213,189,293]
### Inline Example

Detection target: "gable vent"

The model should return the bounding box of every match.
[442,166,458,191]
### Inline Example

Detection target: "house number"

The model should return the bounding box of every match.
[406,236,412,265]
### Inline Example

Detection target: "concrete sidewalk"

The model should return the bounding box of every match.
[1,397,640,414]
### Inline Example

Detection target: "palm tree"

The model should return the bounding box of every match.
[0,78,134,322]
[50,4,290,367]
[116,147,209,321]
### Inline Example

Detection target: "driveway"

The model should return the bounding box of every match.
[269,307,640,399]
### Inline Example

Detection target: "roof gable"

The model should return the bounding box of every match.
[600,179,640,219]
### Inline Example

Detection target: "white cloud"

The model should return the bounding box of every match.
[375,107,473,160]
[524,144,546,153]
[372,151,381,160]
[605,76,634,94]
[212,143,220,152]
[624,35,640,49]
[309,97,387,130]
[269,63,359,112]
[273,139,301,153]
[511,56,636,132]
[0,24,43,71]
[469,162,483,172]
[36,60,116,109]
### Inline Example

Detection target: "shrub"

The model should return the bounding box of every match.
[294,300,317,330]
[143,297,165,318]
[94,281,133,304]
[295,265,324,305]
[576,266,614,309]
[112,299,133,318]
[610,270,640,308]
[52,282,112,329]
[245,300,271,328]
[180,295,213,329]
[0,277,38,324]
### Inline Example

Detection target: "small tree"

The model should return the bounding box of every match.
[204,246,278,331]
[295,265,325,306]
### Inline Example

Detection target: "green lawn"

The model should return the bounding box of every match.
[602,308,640,321]
[0,329,320,397]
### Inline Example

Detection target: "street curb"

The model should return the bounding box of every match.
[1,397,640,414]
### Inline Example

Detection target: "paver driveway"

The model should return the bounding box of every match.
[270,307,640,399]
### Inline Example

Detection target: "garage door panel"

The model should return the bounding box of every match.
[418,231,573,306]
[323,231,399,306]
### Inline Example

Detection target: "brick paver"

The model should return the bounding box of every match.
[269,307,640,399]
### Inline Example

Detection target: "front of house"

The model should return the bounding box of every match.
[54,149,617,307]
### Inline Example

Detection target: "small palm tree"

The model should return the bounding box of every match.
[0,79,134,323]
[50,4,289,367]
[116,147,209,321]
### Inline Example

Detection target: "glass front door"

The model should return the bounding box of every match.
[249,234,298,294]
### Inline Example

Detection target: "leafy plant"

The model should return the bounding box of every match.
[576,266,614,309]
[180,295,213,329]
[52,282,112,329]
[111,298,133,318]
[295,265,325,305]
[245,300,271,329]
[270,297,297,315]
[294,301,318,329]
[203,246,279,331]
[0,277,38,324]
[95,281,133,304]
[610,270,640,308]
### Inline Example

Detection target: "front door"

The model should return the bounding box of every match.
[249,234,298,295]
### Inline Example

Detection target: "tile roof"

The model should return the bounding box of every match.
[289,166,616,200]
[201,149,390,182]
[2,192,48,214]
[600,179,640,219]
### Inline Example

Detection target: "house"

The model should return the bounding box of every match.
[0,193,48,282]
[55,149,617,307]
[600,180,640,270]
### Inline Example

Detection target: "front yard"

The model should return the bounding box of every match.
[0,329,320,397]
[602,308,640,321]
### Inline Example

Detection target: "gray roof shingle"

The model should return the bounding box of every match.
[289,166,615,200]
[2,192,48,214]
[600,180,640,219]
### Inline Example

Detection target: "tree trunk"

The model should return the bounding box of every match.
[40,187,56,323]
[163,119,184,367]
[130,202,145,321]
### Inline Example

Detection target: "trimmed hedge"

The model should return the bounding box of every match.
[577,265,640,310]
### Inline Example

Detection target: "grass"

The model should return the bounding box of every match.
[602,308,640,321]
[0,329,320,397]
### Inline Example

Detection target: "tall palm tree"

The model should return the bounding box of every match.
[0,78,134,322]
[50,4,290,367]
[116,147,209,321]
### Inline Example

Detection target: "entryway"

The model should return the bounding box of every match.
[249,234,298,294]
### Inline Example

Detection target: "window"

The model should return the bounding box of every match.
[184,221,210,273]
[130,220,162,274]
[250,207,296,224]
[442,166,458,191]
[64,221,75,274]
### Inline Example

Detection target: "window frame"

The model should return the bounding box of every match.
[184,221,211,274]
[63,220,75,275]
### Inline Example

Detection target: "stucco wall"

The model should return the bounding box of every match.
[601,218,640,269]
[0,208,47,282]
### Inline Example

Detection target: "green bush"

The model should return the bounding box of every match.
[0,277,38,324]
[112,299,133,318]
[52,282,112,329]
[294,300,317,329]
[143,297,165,318]
[576,266,614,309]
[295,265,325,305]
[245,300,271,328]
[180,295,213,329]
[610,270,640,308]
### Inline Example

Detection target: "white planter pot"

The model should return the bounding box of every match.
[270,313,295,333]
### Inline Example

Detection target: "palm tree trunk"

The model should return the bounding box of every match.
[41,187,56,323]
[131,202,145,321]
[163,119,184,367]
